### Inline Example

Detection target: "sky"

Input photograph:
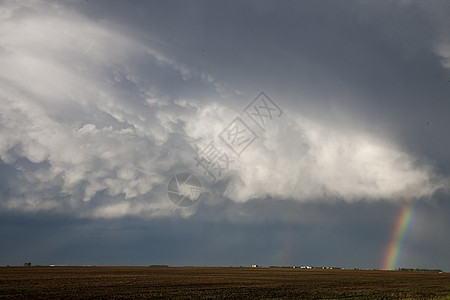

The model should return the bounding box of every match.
[0,0,450,270]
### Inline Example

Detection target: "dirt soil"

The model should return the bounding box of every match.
[1,266,449,299]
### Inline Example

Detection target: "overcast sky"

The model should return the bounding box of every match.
[1,0,450,270]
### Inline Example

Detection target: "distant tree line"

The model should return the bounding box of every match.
[149,265,169,267]
[398,268,443,273]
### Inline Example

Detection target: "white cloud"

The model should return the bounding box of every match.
[0,0,442,219]
[0,0,204,217]
[185,105,437,204]
[434,42,450,69]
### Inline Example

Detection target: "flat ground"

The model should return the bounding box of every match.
[0,266,449,299]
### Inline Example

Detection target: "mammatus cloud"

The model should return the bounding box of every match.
[0,0,444,219]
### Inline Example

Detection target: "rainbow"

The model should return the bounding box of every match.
[274,201,296,266]
[382,197,419,270]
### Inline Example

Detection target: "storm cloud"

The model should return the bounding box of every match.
[1,0,449,270]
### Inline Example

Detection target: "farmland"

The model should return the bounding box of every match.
[0,266,449,299]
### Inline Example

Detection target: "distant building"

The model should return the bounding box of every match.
[251,264,259,268]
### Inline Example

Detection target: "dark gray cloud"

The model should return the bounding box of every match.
[0,0,449,270]
[1,196,449,270]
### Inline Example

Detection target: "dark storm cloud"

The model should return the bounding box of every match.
[0,0,439,216]
[1,195,449,270]
[1,0,450,270]
[66,0,450,172]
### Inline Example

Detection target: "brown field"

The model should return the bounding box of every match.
[0,266,449,299]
